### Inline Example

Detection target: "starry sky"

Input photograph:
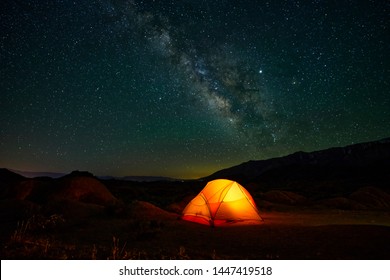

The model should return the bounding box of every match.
[1,0,389,179]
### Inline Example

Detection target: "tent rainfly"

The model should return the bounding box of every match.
[181,179,262,226]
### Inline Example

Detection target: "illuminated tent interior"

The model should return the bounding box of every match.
[181,179,262,226]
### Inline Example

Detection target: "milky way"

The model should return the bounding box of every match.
[110,2,277,138]
[111,1,281,144]
[0,0,389,178]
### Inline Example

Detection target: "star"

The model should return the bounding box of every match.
[0,0,388,178]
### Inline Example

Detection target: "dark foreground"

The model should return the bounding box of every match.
[1,204,389,260]
[1,166,389,260]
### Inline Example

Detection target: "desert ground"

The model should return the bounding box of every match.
[1,204,390,260]
[1,170,389,260]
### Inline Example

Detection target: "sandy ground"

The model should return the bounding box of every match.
[261,209,390,226]
[148,209,390,259]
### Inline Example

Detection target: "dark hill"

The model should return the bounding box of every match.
[0,168,25,183]
[0,169,117,206]
[0,168,26,199]
[204,138,390,199]
[54,175,117,205]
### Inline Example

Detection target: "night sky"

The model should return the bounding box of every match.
[1,1,389,179]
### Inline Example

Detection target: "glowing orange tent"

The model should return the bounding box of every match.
[181,179,262,226]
